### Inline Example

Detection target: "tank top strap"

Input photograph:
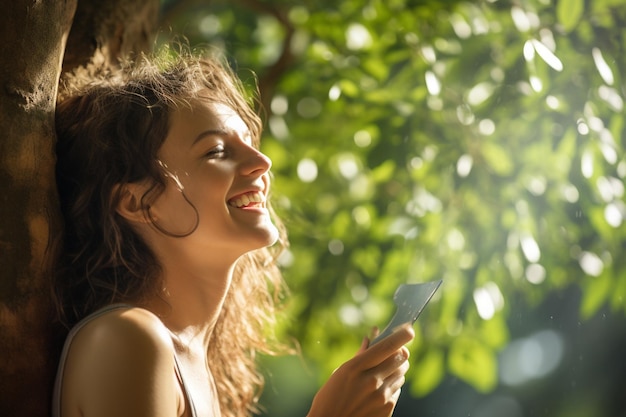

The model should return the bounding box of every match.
[172,350,199,417]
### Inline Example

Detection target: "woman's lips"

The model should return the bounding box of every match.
[228,191,265,208]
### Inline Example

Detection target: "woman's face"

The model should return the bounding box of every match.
[147,100,278,259]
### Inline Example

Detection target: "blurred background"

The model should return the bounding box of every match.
[158,0,626,415]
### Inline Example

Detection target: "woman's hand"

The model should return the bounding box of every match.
[307,324,415,417]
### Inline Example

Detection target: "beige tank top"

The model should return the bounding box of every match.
[52,304,200,417]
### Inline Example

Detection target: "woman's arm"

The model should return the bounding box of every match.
[307,325,415,417]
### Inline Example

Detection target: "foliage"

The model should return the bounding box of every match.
[161,0,626,397]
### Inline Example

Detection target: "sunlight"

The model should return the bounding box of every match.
[500,330,564,386]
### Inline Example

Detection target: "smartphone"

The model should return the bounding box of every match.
[370,279,442,346]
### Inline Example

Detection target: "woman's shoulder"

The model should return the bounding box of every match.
[61,306,182,416]
[70,305,173,354]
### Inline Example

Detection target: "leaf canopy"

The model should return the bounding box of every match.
[160,0,626,412]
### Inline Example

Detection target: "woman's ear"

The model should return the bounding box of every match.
[113,183,151,224]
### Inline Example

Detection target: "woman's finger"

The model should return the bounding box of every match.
[370,346,410,379]
[383,360,409,392]
[358,324,414,369]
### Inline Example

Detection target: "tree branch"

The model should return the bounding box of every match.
[234,0,296,113]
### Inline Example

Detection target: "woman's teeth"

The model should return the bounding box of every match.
[230,192,264,208]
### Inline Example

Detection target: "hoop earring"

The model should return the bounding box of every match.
[149,160,200,238]
[147,190,200,238]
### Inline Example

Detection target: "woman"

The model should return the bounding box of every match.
[52,50,414,417]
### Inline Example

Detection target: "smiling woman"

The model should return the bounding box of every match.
[51,48,415,417]
[53,51,286,417]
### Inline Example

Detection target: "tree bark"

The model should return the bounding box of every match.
[63,0,159,73]
[0,2,77,416]
[0,1,158,416]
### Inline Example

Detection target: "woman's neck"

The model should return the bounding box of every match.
[143,259,237,351]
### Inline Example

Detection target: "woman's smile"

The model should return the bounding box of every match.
[228,190,265,209]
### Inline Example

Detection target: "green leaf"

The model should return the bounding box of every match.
[262,139,290,170]
[611,270,626,313]
[480,141,515,176]
[338,79,360,97]
[362,57,390,81]
[580,269,612,319]
[351,245,382,276]
[370,159,396,183]
[557,0,584,33]
[448,336,497,392]
[480,314,509,349]
[410,348,445,396]
[330,210,352,237]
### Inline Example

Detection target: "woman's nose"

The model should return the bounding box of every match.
[241,147,272,176]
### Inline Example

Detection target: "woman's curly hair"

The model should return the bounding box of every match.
[53,49,290,417]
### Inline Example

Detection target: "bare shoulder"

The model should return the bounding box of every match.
[73,306,173,352]
[61,307,181,417]
[66,306,175,370]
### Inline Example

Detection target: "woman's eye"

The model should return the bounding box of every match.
[205,145,226,158]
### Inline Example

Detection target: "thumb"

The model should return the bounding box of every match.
[357,326,379,354]
[358,335,369,354]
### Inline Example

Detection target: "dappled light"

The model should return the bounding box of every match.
[159,0,626,415]
[473,282,504,320]
[296,158,318,183]
[499,329,564,386]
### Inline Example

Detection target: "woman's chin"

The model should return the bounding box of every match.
[260,224,281,248]
[240,224,280,254]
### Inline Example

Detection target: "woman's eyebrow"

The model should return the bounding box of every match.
[193,128,254,146]
[193,129,227,145]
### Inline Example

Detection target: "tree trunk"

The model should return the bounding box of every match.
[0,1,158,416]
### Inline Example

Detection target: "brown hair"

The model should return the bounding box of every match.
[54,50,289,417]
